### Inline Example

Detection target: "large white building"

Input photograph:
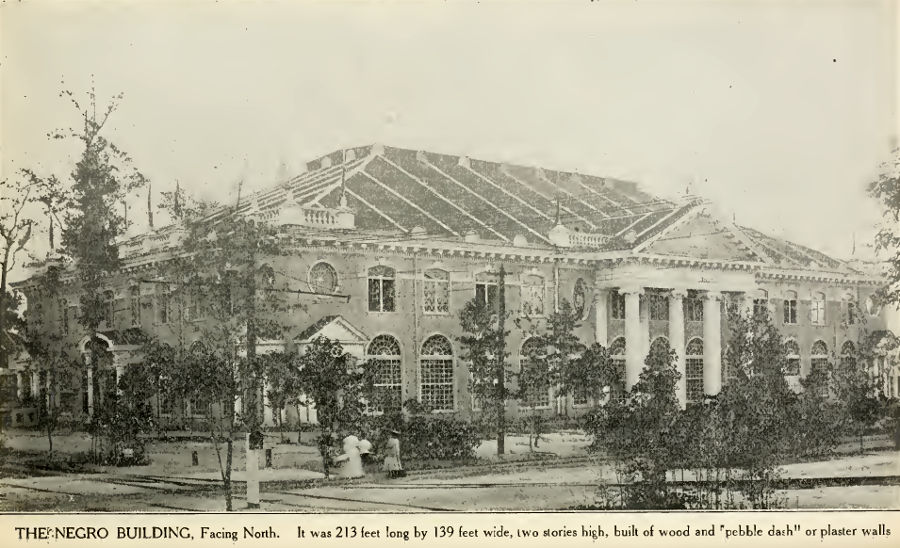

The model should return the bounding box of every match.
[4,144,896,429]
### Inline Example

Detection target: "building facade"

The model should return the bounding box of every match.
[4,144,896,428]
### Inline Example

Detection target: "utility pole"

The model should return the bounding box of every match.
[496,264,506,456]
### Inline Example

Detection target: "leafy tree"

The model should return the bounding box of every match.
[527,298,586,423]
[835,330,891,453]
[1,290,26,364]
[291,337,375,477]
[719,308,794,508]
[868,146,900,308]
[0,176,39,367]
[22,89,148,461]
[795,358,842,458]
[586,338,682,508]
[569,343,619,411]
[137,195,302,510]
[458,298,514,455]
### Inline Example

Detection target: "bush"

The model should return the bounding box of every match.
[401,414,481,460]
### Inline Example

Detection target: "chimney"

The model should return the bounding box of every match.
[458,155,471,169]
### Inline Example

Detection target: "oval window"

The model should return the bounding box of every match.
[309,262,338,294]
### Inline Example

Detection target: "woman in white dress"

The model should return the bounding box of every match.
[383,430,403,478]
[334,435,365,478]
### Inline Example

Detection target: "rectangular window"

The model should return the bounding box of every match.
[130,288,141,327]
[420,358,455,411]
[685,295,703,322]
[159,292,172,324]
[475,280,499,309]
[686,358,704,405]
[573,386,592,406]
[185,286,202,322]
[648,294,669,321]
[610,290,626,320]
[188,392,210,417]
[846,301,858,325]
[753,299,768,318]
[786,357,801,376]
[521,276,545,317]
[783,299,798,324]
[368,266,396,313]
[521,362,550,408]
[368,358,402,414]
[423,269,450,314]
[810,299,826,325]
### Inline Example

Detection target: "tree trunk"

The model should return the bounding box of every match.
[224,437,233,512]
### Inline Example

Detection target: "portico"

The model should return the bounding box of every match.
[591,262,759,408]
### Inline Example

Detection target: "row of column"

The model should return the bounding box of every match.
[593,286,744,409]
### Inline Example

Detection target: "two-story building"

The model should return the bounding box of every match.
[4,144,895,429]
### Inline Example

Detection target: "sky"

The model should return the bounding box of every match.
[2,0,897,283]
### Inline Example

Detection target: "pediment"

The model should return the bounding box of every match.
[642,211,765,263]
[293,315,368,345]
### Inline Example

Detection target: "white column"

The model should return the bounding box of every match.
[594,289,608,347]
[703,291,723,397]
[31,371,40,400]
[46,373,53,410]
[16,373,24,402]
[263,376,274,426]
[115,363,124,397]
[246,433,260,509]
[623,287,644,391]
[669,289,687,409]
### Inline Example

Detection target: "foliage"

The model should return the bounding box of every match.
[457,297,513,455]
[291,337,376,475]
[585,337,681,506]
[868,146,900,308]
[0,176,40,367]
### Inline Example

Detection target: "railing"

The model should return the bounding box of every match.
[568,232,609,249]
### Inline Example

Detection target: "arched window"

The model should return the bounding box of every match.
[309,262,339,294]
[649,337,669,354]
[811,340,828,374]
[368,266,396,312]
[521,275,545,316]
[423,269,450,314]
[753,289,769,318]
[783,290,798,324]
[573,278,588,318]
[520,337,550,408]
[810,292,826,325]
[609,337,626,401]
[420,335,455,411]
[841,341,856,369]
[685,338,704,406]
[366,335,402,413]
[784,340,801,376]
[130,286,141,327]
